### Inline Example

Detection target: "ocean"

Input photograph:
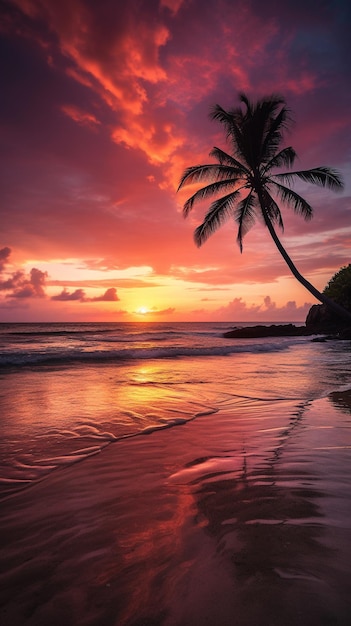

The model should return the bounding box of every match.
[1,321,351,499]
[2,321,351,625]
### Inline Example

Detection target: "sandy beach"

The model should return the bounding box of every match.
[1,386,351,626]
[3,1,351,623]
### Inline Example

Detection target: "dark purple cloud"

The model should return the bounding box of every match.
[4,268,48,298]
[51,288,86,301]
[0,248,48,298]
[0,247,11,272]
[51,286,119,302]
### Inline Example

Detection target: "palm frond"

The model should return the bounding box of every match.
[255,94,286,116]
[239,100,268,169]
[183,179,243,217]
[239,94,288,168]
[238,93,286,124]
[261,104,292,162]
[209,147,250,175]
[264,147,296,172]
[270,181,313,220]
[274,167,344,191]
[235,192,257,252]
[194,190,241,247]
[210,104,247,165]
[238,93,253,116]
[177,164,240,191]
[210,105,236,137]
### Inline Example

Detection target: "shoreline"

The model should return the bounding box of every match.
[1,390,351,625]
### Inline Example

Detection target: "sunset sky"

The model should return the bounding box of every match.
[1,0,350,322]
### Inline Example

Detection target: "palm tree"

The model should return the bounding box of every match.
[178,93,351,323]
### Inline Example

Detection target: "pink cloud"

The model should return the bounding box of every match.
[51,288,86,302]
[0,250,48,298]
[210,296,311,322]
[5,268,48,299]
[0,247,11,272]
[91,287,119,302]
[51,287,119,303]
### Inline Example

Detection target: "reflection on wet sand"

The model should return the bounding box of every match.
[1,393,351,626]
[187,394,351,625]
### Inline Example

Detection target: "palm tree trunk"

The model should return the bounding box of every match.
[262,211,351,325]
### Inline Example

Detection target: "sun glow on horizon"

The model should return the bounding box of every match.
[135,306,150,315]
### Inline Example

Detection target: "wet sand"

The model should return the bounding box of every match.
[1,391,351,625]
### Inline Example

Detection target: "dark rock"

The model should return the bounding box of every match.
[311,335,334,343]
[306,304,339,333]
[223,324,311,339]
[305,303,351,337]
[223,307,351,340]
[339,327,351,339]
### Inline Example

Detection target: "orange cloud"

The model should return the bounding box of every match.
[150,306,175,316]
[61,104,100,128]
[112,117,184,165]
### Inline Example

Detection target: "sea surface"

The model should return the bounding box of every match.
[1,320,351,499]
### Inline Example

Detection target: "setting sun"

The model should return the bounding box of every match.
[135,306,149,315]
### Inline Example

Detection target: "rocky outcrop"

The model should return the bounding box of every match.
[223,305,351,340]
[305,303,351,338]
[223,324,311,338]
[305,303,339,332]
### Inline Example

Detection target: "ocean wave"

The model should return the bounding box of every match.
[0,338,296,368]
[0,327,118,337]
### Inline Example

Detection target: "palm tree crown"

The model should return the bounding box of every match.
[178,93,351,323]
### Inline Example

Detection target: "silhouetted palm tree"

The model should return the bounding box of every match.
[178,94,351,322]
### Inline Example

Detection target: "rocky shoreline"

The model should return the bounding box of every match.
[223,324,351,340]
[223,304,351,340]
[223,324,311,338]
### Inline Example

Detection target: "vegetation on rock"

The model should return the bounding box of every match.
[323,264,351,311]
